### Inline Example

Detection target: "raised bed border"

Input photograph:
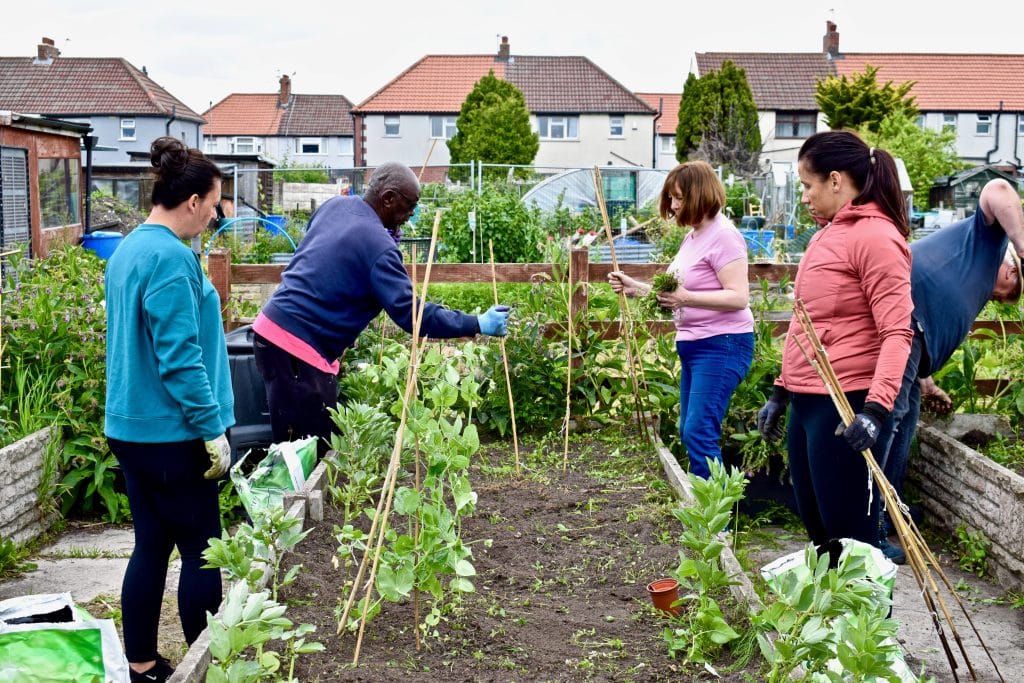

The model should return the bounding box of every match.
[0,426,59,546]
[912,423,1024,592]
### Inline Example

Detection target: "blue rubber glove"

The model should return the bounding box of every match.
[477,305,510,337]
[756,386,789,441]
[836,401,889,452]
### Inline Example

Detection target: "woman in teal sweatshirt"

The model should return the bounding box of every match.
[104,137,233,683]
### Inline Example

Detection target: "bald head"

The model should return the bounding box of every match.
[364,162,420,230]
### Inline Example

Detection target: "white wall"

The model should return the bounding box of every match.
[918,111,1024,166]
[204,135,354,168]
[362,114,453,168]
[655,134,677,169]
[532,114,654,168]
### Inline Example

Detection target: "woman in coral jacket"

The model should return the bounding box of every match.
[757,130,913,550]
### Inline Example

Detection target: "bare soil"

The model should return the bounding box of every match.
[272,428,753,682]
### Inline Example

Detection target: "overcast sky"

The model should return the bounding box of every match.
[4,1,1024,116]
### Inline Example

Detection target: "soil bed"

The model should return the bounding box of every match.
[273,427,751,682]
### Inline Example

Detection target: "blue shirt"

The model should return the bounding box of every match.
[910,209,1007,372]
[104,224,235,442]
[261,195,479,363]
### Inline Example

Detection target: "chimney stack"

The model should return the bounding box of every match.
[36,37,60,63]
[278,74,292,106]
[823,21,839,58]
[496,36,510,62]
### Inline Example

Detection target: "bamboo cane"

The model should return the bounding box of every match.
[488,240,520,474]
[418,139,438,182]
[592,167,648,438]
[792,299,1002,682]
[562,244,574,472]
[340,212,439,661]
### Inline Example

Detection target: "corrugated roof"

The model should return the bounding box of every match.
[0,57,204,121]
[635,93,680,135]
[694,52,835,110]
[354,54,654,115]
[836,53,1024,111]
[203,93,354,136]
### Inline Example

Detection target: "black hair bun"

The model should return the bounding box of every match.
[150,136,189,176]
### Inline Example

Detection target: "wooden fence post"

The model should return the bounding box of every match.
[208,248,231,330]
[570,247,588,321]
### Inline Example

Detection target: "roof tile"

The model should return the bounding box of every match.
[0,57,203,121]
[635,93,680,135]
[695,53,835,110]
[203,93,354,136]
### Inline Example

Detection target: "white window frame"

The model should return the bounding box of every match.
[430,116,458,140]
[537,115,579,140]
[915,115,926,129]
[660,135,676,153]
[119,118,136,141]
[204,138,216,154]
[1019,118,1024,136]
[942,113,958,132]
[384,117,400,137]
[338,137,354,156]
[609,116,624,138]
[232,136,255,154]
[975,114,992,136]
[295,137,323,155]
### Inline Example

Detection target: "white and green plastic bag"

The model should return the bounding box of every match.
[0,592,128,682]
[231,436,318,520]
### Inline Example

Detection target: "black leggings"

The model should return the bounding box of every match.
[787,391,895,548]
[108,438,222,662]
[252,332,338,456]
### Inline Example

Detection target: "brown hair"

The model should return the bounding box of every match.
[658,161,726,228]
[798,131,909,237]
[150,136,222,209]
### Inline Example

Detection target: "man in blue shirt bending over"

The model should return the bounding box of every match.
[252,162,509,454]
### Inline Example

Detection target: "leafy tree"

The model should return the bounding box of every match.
[272,155,330,183]
[816,65,918,133]
[430,184,543,264]
[448,71,539,182]
[675,61,762,174]
[860,113,967,209]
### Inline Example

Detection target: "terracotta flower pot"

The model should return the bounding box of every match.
[646,578,680,616]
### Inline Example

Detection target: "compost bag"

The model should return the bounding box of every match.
[231,436,318,519]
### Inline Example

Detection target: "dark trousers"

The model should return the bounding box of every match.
[252,332,337,456]
[676,333,754,478]
[787,391,896,547]
[108,438,222,662]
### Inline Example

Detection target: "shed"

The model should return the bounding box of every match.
[928,165,1020,214]
[0,111,89,261]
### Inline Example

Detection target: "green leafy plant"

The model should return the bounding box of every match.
[427,183,544,264]
[638,271,678,321]
[955,524,990,578]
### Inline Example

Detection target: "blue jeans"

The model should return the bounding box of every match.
[676,332,754,478]
[880,329,927,532]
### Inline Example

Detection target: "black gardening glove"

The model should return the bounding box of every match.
[836,401,889,452]
[756,386,789,442]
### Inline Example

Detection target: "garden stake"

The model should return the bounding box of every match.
[592,166,649,439]
[792,300,1002,682]
[341,212,440,663]
[413,437,422,651]
[488,240,520,474]
[562,242,574,472]
[418,138,438,182]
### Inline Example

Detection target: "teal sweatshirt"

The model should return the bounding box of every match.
[104,224,234,442]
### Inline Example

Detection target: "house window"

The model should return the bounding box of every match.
[204,138,216,153]
[775,112,816,138]
[384,117,400,136]
[339,138,354,156]
[976,114,992,135]
[37,158,81,228]
[430,116,457,139]
[943,113,958,132]
[915,115,926,128]
[1019,118,1024,136]
[660,135,676,152]
[119,118,136,141]
[609,116,624,137]
[296,137,323,154]
[231,137,255,154]
[537,116,578,140]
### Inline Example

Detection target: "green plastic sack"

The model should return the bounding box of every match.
[0,593,128,682]
[231,436,318,520]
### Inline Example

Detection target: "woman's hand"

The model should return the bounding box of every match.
[656,287,690,310]
[607,271,649,297]
[920,376,952,415]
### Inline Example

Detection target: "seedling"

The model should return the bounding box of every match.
[638,271,679,320]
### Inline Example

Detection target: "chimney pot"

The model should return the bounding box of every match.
[36,36,60,63]
[823,21,839,58]
[278,74,292,107]
[497,36,510,62]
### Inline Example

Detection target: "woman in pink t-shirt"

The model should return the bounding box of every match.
[609,161,754,478]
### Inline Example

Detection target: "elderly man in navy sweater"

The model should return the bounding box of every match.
[252,162,509,453]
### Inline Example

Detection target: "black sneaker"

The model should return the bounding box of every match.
[129,655,175,683]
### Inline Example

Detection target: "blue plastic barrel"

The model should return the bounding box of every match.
[81,231,123,259]
[264,215,287,236]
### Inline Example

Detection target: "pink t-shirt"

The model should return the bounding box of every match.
[666,213,755,342]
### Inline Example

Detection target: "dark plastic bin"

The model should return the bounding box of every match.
[224,325,273,461]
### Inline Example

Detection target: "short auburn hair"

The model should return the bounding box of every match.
[659,160,726,228]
